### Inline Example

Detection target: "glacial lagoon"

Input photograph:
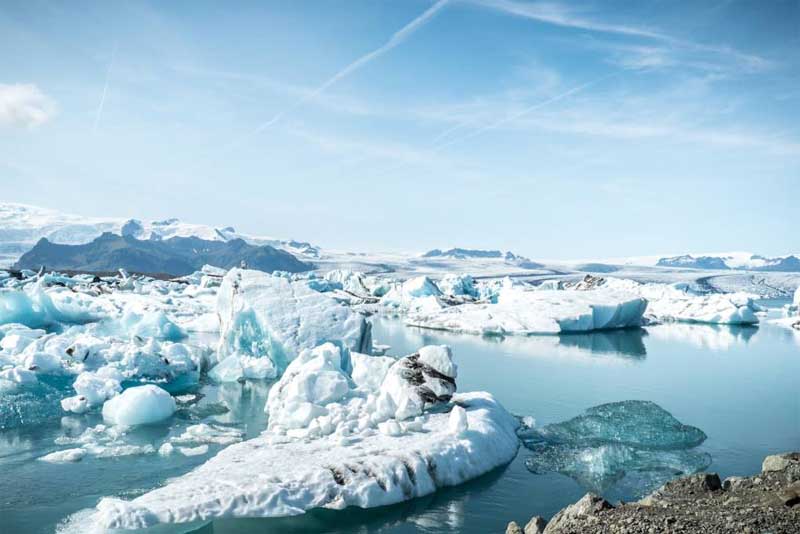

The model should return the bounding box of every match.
[1,305,798,534]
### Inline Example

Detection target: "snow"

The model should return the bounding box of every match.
[215,269,372,377]
[0,202,319,266]
[407,283,647,335]
[101,385,176,426]
[39,448,87,463]
[601,278,760,325]
[795,286,800,308]
[69,391,518,532]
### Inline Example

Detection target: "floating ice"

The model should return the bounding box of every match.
[407,283,647,335]
[437,274,478,299]
[74,392,518,531]
[601,278,759,325]
[102,385,176,426]
[380,276,444,313]
[520,400,710,495]
[64,342,519,531]
[215,269,372,377]
[39,448,87,463]
[0,281,112,328]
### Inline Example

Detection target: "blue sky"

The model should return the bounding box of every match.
[1,0,798,258]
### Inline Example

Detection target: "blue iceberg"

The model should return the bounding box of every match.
[520,400,711,496]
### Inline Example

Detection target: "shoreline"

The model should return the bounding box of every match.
[506,452,800,534]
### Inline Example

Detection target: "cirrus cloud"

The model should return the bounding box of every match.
[0,83,57,128]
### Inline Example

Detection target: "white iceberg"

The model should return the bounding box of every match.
[407,283,647,335]
[67,344,519,532]
[602,278,760,325]
[101,385,176,426]
[214,269,372,378]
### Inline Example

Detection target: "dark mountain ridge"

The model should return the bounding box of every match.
[14,233,313,276]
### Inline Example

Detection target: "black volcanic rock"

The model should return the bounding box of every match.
[14,233,313,276]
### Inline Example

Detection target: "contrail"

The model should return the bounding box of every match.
[432,70,620,151]
[93,43,117,134]
[224,0,449,151]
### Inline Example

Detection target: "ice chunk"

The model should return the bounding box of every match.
[209,353,277,382]
[264,343,351,431]
[378,349,457,420]
[437,274,478,298]
[61,371,122,414]
[0,282,110,328]
[520,400,710,495]
[601,278,760,325]
[70,391,519,531]
[119,310,186,341]
[380,276,444,312]
[217,269,372,373]
[350,351,395,391]
[407,285,647,335]
[102,385,176,426]
[39,448,86,463]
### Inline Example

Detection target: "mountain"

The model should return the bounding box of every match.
[656,255,730,270]
[654,253,800,272]
[420,247,543,270]
[14,233,313,276]
[0,203,320,266]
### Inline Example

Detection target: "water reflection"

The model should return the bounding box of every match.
[645,323,757,350]
[557,328,646,358]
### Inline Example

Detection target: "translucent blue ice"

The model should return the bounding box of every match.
[520,400,711,495]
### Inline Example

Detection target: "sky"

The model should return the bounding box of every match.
[1,0,798,259]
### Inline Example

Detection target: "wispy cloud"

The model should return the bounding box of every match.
[93,43,117,133]
[0,83,57,128]
[467,0,772,72]
[224,0,449,152]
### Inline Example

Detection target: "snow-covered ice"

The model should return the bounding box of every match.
[215,269,372,378]
[406,282,647,335]
[102,385,176,426]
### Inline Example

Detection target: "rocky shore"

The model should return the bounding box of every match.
[507,452,800,534]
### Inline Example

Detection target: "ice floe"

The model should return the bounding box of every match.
[520,400,711,496]
[102,385,176,426]
[406,281,647,335]
[215,269,372,378]
[63,342,519,531]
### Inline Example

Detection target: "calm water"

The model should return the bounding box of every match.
[1,304,798,534]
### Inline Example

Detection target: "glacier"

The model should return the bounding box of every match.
[519,400,711,496]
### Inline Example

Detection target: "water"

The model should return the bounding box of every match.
[1,307,798,534]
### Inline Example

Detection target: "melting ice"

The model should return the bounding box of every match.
[520,400,711,496]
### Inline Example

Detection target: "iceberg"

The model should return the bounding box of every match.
[66,344,519,532]
[379,276,444,313]
[406,283,647,335]
[101,384,176,426]
[601,278,759,325]
[214,269,372,377]
[0,281,111,328]
[520,400,710,496]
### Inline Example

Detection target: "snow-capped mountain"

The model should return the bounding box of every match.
[655,252,800,272]
[0,203,320,266]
